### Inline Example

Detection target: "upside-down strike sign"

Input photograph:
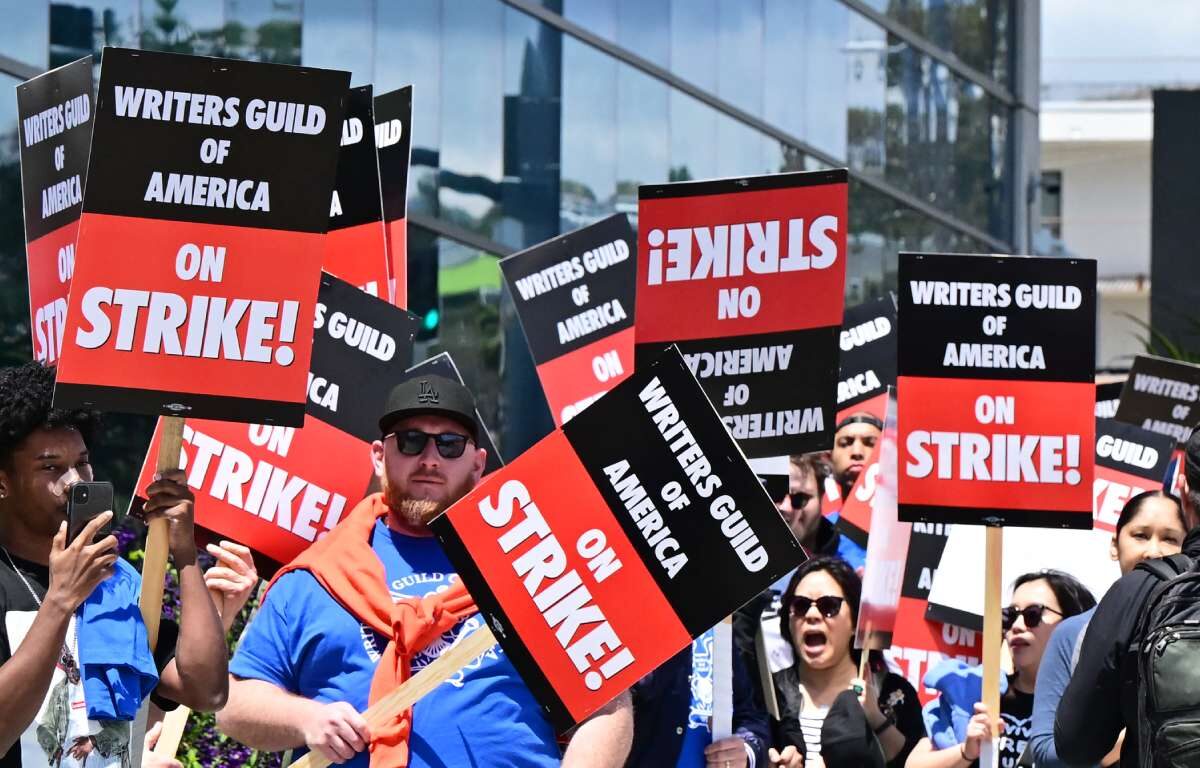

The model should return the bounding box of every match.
[500,214,637,426]
[53,48,349,425]
[17,56,93,365]
[324,85,389,299]
[635,170,848,459]
[373,86,411,307]
[897,253,1098,528]
[133,273,419,568]
[431,347,804,730]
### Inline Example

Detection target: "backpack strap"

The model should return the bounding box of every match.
[1135,553,1193,583]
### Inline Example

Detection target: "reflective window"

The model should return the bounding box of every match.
[137,0,223,56]
[561,33,618,229]
[302,0,374,84]
[1,71,27,366]
[374,0,441,215]
[51,0,138,67]
[223,0,301,64]
[615,0,669,215]
[3,0,48,70]
[860,0,1011,86]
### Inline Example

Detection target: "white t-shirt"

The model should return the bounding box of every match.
[799,704,829,768]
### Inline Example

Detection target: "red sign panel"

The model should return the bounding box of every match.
[53,48,348,425]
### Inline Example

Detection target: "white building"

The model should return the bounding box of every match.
[1039,99,1153,370]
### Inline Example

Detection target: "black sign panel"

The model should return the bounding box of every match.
[311,273,419,439]
[1096,380,1124,419]
[898,253,1097,383]
[329,85,385,231]
[566,347,805,635]
[17,56,93,243]
[83,47,348,232]
[1095,417,1173,486]
[838,294,897,413]
[501,214,636,362]
[403,353,504,474]
[374,85,412,224]
[1114,355,1200,445]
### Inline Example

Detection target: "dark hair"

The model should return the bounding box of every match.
[1116,490,1186,536]
[779,556,875,667]
[0,362,98,467]
[1184,425,1200,522]
[1011,570,1096,619]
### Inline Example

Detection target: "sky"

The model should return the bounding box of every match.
[1042,0,1200,97]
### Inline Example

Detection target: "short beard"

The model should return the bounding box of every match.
[382,474,476,528]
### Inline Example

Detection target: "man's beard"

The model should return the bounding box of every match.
[382,473,476,528]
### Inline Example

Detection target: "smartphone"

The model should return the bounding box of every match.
[67,481,115,544]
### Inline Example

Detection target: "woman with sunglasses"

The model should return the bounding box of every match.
[767,556,924,768]
[905,570,1095,768]
[1027,490,1187,767]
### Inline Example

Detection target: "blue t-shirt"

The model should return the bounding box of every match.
[1028,607,1097,768]
[231,519,561,768]
[675,630,715,767]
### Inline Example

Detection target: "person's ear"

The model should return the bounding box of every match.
[370,439,386,480]
[1181,475,1199,529]
[472,447,487,484]
[0,467,9,501]
[1110,532,1120,562]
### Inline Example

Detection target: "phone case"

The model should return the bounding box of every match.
[67,481,116,543]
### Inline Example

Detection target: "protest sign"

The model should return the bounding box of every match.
[374,85,412,306]
[1095,378,1123,419]
[133,273,419,568]
[325,85,389,299]
[855,390,910,652]
[836,439,880,548]
[1114,355,1200,445]
[17,56,93,364]
[883,522,982,704]
[53,48,349,425]
[897,253,1098,528]
[430,346,805,729]
[500,214,637,426]
[925,418,1173,629]
[402,352,504,475]
[837,294,896,422]
[635,170,848,458]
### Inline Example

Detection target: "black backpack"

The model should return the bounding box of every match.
[1133,553,1200,767]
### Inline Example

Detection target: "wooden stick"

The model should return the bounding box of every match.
[141,416,184,652]
[711,616,733,740]
[290,625,498,768]
[981,527,1004,749]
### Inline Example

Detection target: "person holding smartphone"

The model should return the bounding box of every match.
[0,361,229,767]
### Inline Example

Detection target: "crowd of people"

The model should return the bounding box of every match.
[1,358,1197,768]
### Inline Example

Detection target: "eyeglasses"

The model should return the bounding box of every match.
[1001,603,1063,632]
[776,490,814,509]
[787,595,845,619]
[385,429,471,459]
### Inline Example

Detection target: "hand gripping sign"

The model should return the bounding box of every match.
[132,273,419,570]
[1114,354,1200,446]
[635,170,848,459]
[17,56,93,364]
[897,253,1098,528]
[430,346,805,730]
[324,85,390,299]
[500,214,637,426]
[373,86,412,306]
[53,48,349,425]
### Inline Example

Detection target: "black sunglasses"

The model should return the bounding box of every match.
[787,595,845,619]
[1001,603,1062,632]
[781,491,814,509]
[386,429,471,459]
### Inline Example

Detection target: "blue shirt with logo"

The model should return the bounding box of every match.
[231,519,561,768]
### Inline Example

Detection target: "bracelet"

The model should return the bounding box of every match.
[872,711,895,735]
[960,742,973,763]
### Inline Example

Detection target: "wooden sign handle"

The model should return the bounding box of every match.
[140,415,184,652]
[981,527,1003,740]
[290,625,497,768]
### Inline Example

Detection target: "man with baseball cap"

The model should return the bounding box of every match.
[218,375,633,767]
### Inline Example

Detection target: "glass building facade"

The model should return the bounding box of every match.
[0,0,1040,458]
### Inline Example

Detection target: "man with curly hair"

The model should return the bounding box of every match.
[0,361,229,768]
